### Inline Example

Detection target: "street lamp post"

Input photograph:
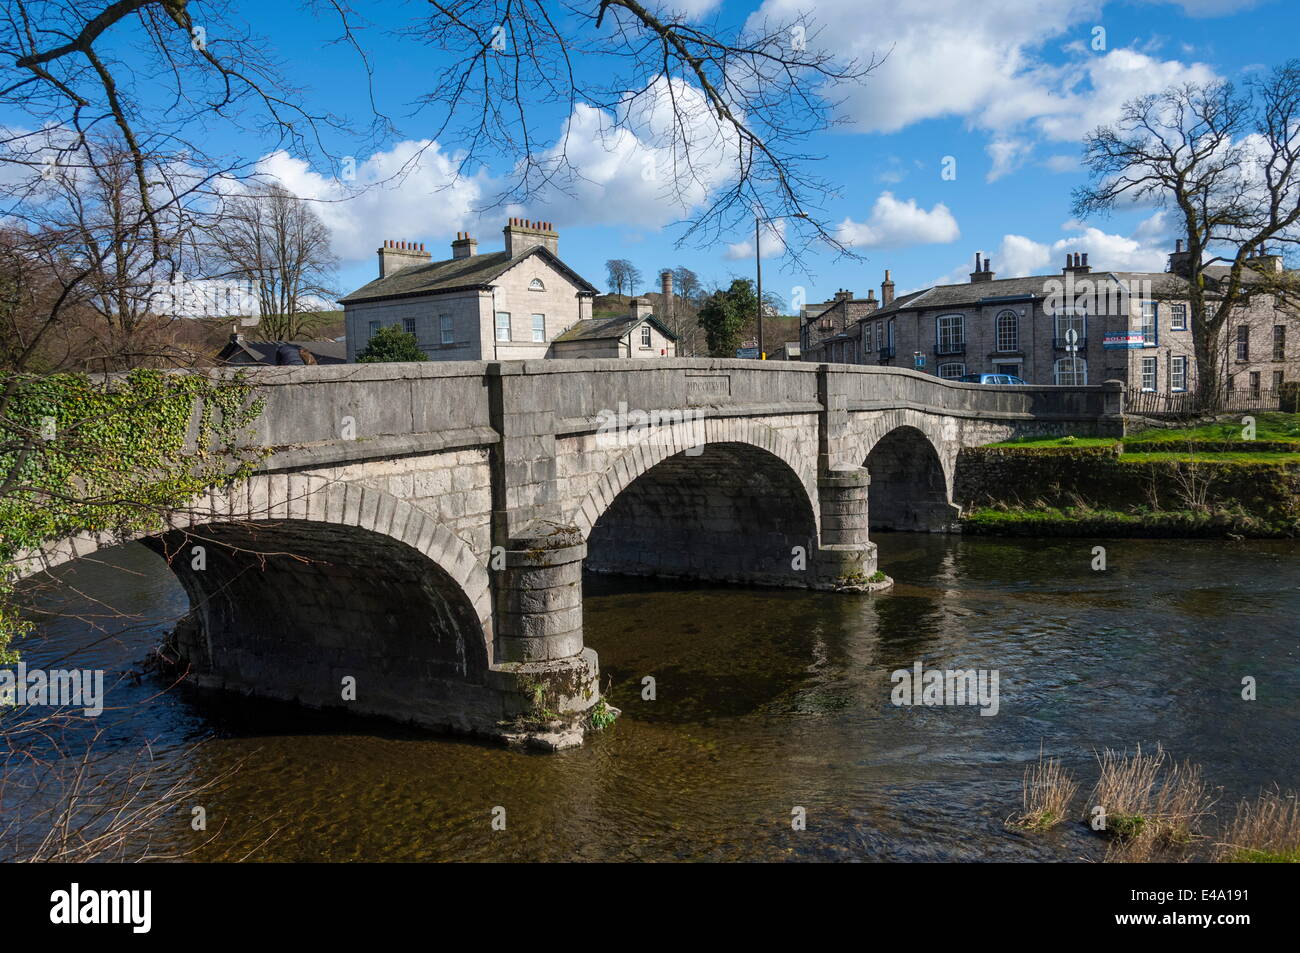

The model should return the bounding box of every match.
[754,212,807,360]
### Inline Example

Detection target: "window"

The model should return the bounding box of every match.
[1170,355,1188,392]
[875,322,883,351]
[532,314,546,343]
[440,314,453,345]
[403,317,416,336]
[937,363,965,379]
[1273,370,1284,391]
[528,278,545,291]
[996,310,1019,352]
[1054,308,1086,348]
[640,325,652,348]
[1138,300,1158,345]
[1170,303,1187,330]
[1236,325,1249,361]
[1141,355,1157,391]
[1249,371,1261,398]
[887,318,895,348]
[495,312,511,342]
[1274,325,1286,361]
[368,319,380,339]
[1054,357,1088,385]
[936,313,964,354]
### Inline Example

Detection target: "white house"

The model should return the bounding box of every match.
[340,220,600,362]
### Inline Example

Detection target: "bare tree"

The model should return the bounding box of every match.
[605,258,640,296]
[672,266,703,305]
[2,1,878,278]
[1074,62,1300,408]
[408,2,879,259]
[209,183,337,341]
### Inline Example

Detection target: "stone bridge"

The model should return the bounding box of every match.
[17,360,1123,748]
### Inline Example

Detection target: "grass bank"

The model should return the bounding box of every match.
[958,413,1300,538]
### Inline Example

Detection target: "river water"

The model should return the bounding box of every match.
[6,535,1298,862]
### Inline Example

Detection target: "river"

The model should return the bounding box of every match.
[6,535,1298,861]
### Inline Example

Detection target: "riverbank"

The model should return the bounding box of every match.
[955,412,1300,538]
[962,503,1299,538]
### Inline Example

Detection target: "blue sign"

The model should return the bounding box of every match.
[913,354,926,369]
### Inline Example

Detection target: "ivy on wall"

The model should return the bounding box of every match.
[0,369,265,661]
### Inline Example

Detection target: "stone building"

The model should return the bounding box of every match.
[807,244,1299,398]
[340,220,599,362]
[550,297,677,358]
[799,274,893,363]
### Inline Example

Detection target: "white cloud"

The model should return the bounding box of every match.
[725,217,788,260]
[929,212,1175,285]
[1051,220,1172,271]
[1142,0,1264,15]
[753,0,1094,134]
[835,192,960,248]
[987,137,1035,182]
[253,141,485,263]
[525,76,739,229]
[750,1,1222,177]
[250,76,738,264]
[1030,49,1219,143]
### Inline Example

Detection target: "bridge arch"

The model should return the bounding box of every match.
[862,424,955,532]
[569,416,819,541]
[570,420,820,587]
[16,476,497,731]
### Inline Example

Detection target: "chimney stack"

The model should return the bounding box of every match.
[660,269,674,327]
[1063,250,1091,275]
[629,297,652,320]
[1245,244,1285,274]
[377,239,432,278]
[1168,238,1193,276]
[451,232,478,259]
[503,218,559,257]
[970,253,995,283]
[881,270,895,305]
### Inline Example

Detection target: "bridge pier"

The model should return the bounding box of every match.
[813,467,886,589]
[489,527,600,749]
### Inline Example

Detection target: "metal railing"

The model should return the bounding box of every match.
[1126,387,1282,417]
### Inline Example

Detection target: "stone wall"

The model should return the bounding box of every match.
[954,444,1300,516]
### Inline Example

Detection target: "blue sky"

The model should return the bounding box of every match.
[24,0,1300,309]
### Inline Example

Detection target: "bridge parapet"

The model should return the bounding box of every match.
[19,359,1124,750]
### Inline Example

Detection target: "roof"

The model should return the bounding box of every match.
[552,312,679,343]
[339,245,598,304]
[217,338,347,365]
[858,269,1241,321]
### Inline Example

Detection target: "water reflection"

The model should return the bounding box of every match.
[4,535,1297,861]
